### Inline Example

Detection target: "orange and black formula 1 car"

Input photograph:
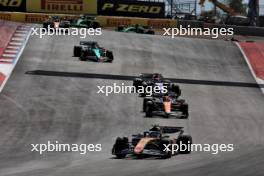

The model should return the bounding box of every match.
[43,16,71,29]
[143,93,189,118]
[112,125,192,159]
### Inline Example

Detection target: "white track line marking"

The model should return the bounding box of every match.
[11,37,24,41]
[7,46,20,49]
[2,54,16,58]
[9,42,22,46]
[0,59,13,62]
[18,26,30,29]
[11,38,24,41]
[16,30,28,33]
[0,57,13,60]
[14,33,27,37]
[4,50,18,54]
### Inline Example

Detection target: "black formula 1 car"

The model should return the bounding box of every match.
[43,16,70,29]
[112,125,192,159]
[143,93,189,118]
[133,73,181,97]
[73,41,114,62]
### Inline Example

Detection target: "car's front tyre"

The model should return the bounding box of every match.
[112,137,129,159]
[73,46,82,57]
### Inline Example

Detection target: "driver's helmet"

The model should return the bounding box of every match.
[150,125,161,132]
[163,94,170,102]
[91,43,98,49]
[152,74,161,82]
[149,131,161,138]
[52,16,59,22]
[144,131,150,137]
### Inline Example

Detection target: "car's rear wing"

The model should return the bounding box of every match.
[140,73,163,79]
[80,41,97,46]
[155,126,184,134]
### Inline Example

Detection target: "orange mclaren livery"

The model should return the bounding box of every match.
[112,125,192,159]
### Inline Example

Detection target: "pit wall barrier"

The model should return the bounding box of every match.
[1,11,264,36]
[177,20,203,28]
[0,12,79,23]
[0,12,178,28]
[96,16,177,28]
[26,0,97,15]
[0,0,97,15]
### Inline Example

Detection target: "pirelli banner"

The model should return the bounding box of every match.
[0,11,79,23]
[26,0,97,14]
[0,0,97,14]
[98,0,165,18]
[0,0,26,12]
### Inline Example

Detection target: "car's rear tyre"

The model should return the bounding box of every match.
[79,56,86,61]
[106,51,114,62]
[164,114,170,118]
[145,104,153,117]
[140,93,146,97]
[147,30,155,35]
[171,84,181,96]
[160,140,172,159]
[133,79,142,92]
[79,52,88,61]
[115,154,126,159]
[73,46,82,57]
[143,98,152,112]
[177,135,192,154]
[181,103,189,119]
[117,26,124,31]
[92,21,100,29]
[43,22,51,29]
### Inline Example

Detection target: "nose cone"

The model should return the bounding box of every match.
[163,102,171,113]
[134,146,143,154]
[54,22,60,28]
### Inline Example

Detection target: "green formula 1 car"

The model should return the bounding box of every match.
[70,15,100,29]
[116,25,155,35]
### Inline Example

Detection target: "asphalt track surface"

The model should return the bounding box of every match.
[0,30,264,176]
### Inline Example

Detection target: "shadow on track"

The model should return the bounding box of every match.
[25,70,263,88]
